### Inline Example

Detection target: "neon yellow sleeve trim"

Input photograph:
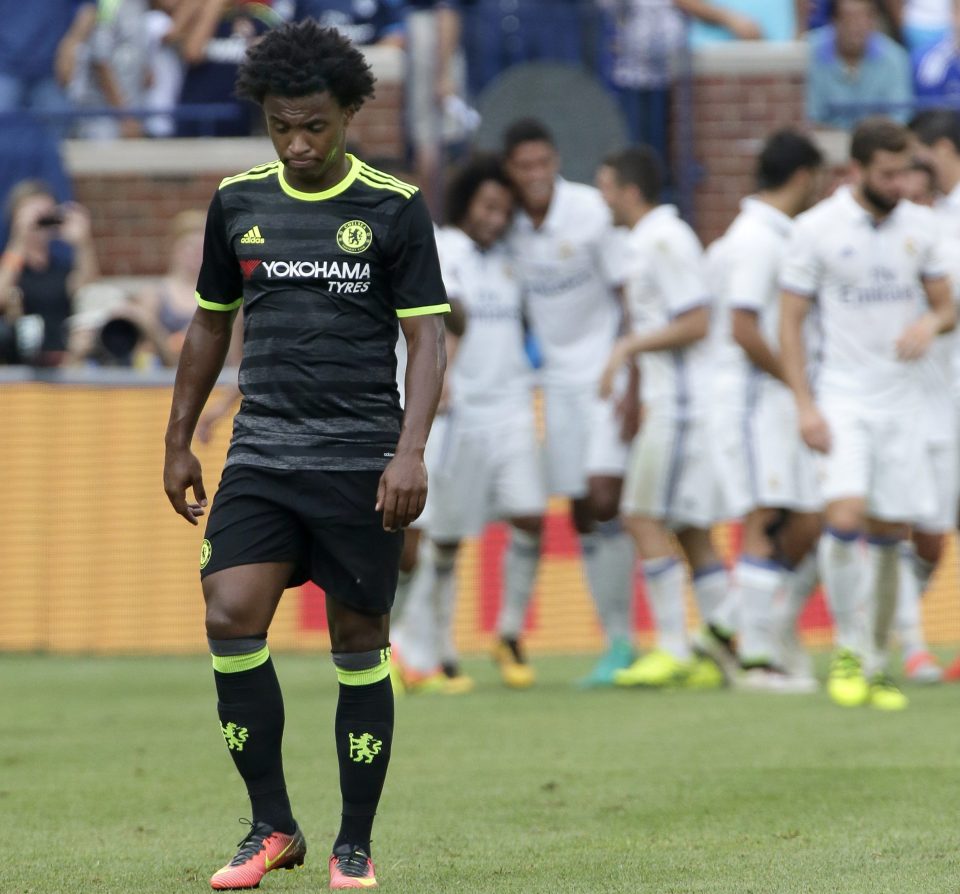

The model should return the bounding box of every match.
[396,303,451,318]
[196,291,243,311]
[211,645,270,674]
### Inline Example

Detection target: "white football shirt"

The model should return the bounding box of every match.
[780,187,949,410]
[508,178,626,388]
[709,197,794,406]
[623,204,712,415]
[436,226,533,418]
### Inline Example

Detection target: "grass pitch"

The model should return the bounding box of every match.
[4,652,959,893]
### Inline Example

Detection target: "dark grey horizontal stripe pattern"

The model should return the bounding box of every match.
[235,413,398,436]
[225,453,393,471]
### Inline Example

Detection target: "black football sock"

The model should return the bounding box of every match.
[332,647,394,855]
[210,636,295,835]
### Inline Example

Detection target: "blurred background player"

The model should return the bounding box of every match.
[780,117,955,711]
[707,129,825,692]
[906,108,960,683]
[597,146,726,691]
[394,154,547,690]
[502,118,639,689]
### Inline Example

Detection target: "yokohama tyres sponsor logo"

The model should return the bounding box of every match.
[261,260,371,280]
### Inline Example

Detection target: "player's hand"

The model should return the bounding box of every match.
[58,202,93,247]
[896,316,938,361]
[163,445,208,525]
[599,339,630,400]
[798,404,831,454]
[376,451,427,532]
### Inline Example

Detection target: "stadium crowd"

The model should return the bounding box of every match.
[2,1,960,712]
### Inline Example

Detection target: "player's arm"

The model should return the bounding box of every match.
[731,309,785,382]
[378,313,446,531]
[612,283,641,442]
[379,194,450,531]
[163,190,242,524]
[599,305,708,399]
[896,275,956,360]
[779,289,830,453]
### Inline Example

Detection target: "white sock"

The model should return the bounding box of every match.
[395,542,457,674]
[735,557,785,666]
[393,561,437,673]
[433,561,460,667]
[392,568,414,625]
[895,542,934,659]
[692,563,729,631]
[496,528,543,640]
[770,551,818,675]
[581,522,635,645]
[641,557,690,660]
[818,528,867,655]
[864,538,900,676]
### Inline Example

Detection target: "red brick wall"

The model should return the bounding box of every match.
[72,84,405,277]
[684,71,807,246]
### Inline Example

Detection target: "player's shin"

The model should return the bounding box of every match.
[864,536,901,676]
[332,648,394,855]
[734,558,785,667]
[497,528,542,640]
[210,637,295,833]
[818,528,868,655]
[581,520,635,646]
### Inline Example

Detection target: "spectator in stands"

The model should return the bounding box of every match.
[0,0,94,129]
[0,181,99,366]
[903,0,953,53]
[461,0,586,96]
[914,1,960,103]
[597,1,685,156]
[172,0,285,136]
[292,0,405,46]
[69,0,151,139]
[682,0,797,46]
[404,1,472,215]
[128,208,242,367]
[807,0,914,128]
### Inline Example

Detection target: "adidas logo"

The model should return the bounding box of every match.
[240,226,265,244]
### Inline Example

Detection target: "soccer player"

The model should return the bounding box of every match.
[597,147,726,690]
[162,22,449,891]
[906,108,960,683]
[502,118,639,688]
[394,154,548,688]
[707,129,825,692]
[780,117,955,711]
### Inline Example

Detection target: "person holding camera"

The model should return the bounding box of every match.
[0,180,99,366]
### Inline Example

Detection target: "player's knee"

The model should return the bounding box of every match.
[570,498,595,535]
[824,501,864,537]
[588,480,622,523]
[205,602,255,640]
[510,515,543,537]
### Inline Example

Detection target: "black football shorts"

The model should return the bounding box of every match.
[200,465,403,615]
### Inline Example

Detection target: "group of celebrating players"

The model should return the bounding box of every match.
[390,111,960,716]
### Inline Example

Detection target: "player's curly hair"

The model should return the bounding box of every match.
[235,20,375,111]
[445,154,513,227]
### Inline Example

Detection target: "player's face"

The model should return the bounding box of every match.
[902,168,936,206]
[595,164,629,227]
[463,179,513,248]
[263,91,354,190]
[857,148,910,214]
[504,140,559,214]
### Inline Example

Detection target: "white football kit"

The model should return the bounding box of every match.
[708,197,821,519]
[780,187,949,522]
[618,205,719,527]
[508,178,629,496]
[426,227,546,540]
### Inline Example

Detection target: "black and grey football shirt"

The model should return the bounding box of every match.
[196,154,449,471]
